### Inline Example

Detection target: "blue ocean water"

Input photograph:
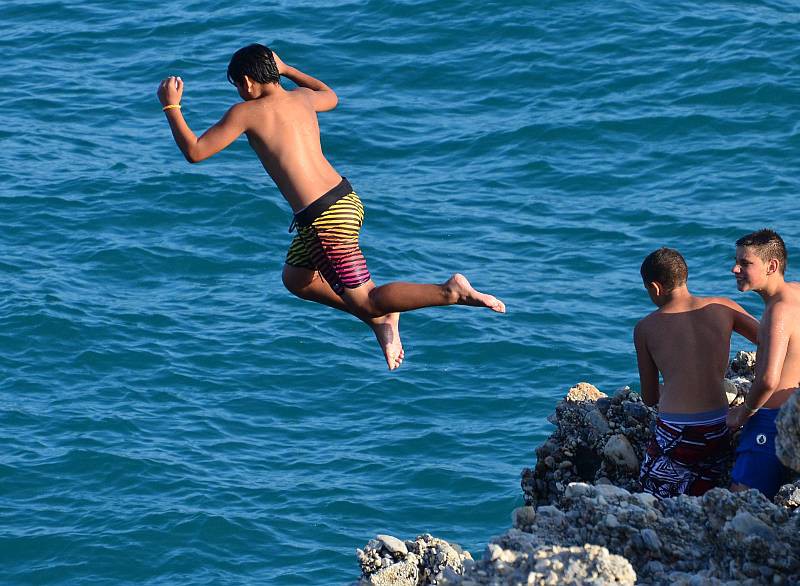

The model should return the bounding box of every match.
[1,0,799,583]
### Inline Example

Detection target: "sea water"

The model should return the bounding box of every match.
[1,1,798,583]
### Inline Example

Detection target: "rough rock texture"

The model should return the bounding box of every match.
[776,390,800,472]
[356,534,473,586]
[774,480,800,510]
[502,482,800,584]
[724,350,756,405]
[521,354,765,509]
[521,384,656,506]
[356,352,800,585]
[449,540,635,586]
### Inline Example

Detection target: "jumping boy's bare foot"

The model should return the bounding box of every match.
[445,273,506,313]
[370,312,404,370]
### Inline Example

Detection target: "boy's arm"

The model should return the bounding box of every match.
[727,304,790,428]
[634,322,660,407]
[157,76,247,163]
[726,299,759,344]
[273,53,338,112]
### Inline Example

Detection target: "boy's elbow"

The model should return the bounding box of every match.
[318,90,338,111]
[760,374,781,393]
[183,148,204,164]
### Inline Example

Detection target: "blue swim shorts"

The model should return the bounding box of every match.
[730,408,789,500]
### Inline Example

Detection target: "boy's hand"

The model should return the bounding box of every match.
[157,76,184,106]
[271,52,287,76]
[726,404,752,430]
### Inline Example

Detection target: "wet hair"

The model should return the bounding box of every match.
[227,43,279,86]
[736,228,787,274]
[640,247,688,291]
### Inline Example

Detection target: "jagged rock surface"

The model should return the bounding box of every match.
[356,534,473,586]
[355,353,800,585]
[504,482,800,584]
[724,350,756,404]
[776,391,800,472]
[521,354,763,509]
[774,480,800,510]
[521,384,657,506]
[448,540,635,586]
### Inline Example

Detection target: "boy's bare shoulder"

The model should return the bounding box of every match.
[635,311,660,333]
[702,296,743,310]
[225,100,256,119]
[776,282,800,306]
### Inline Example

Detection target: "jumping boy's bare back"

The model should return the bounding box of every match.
[157,44,504,370]
[159,53,340,210]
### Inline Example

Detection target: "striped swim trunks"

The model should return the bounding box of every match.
[285,177,372,295]
[639,408,732,499]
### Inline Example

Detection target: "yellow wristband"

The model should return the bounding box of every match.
[162,104,181,112]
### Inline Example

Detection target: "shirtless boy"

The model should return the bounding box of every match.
[634,247,758,498]
[728,229,798,498]
[156,44,504,370]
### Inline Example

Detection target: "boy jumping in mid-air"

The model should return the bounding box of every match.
[157,44,505,370]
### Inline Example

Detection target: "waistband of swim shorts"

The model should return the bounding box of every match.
[747,407,780,425]
[293,177,354,228]
[658,407,728,425]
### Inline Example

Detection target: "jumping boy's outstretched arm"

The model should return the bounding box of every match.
[157,76,247,163]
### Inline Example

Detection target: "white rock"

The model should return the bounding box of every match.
[365,560,418,586]
[594,483,632,499]
[376,534,408,556]
[603,434,640,472]
[564,482,595,499]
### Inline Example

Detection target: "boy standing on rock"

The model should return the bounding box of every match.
[728,229,799,498]
[156,44,505,370]
[634,247,758,498]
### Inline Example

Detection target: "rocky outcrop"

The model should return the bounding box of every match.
[356,534,473,586]
[461,540,635,586]
[521,352,761,507]
[777,390,800,471]
[445,482,800,585]
[521,384,656,506]
[355,351,800,585]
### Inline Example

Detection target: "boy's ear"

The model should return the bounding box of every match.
[766,258,780,275]
[648,281,664,296]
[242,75,255,90]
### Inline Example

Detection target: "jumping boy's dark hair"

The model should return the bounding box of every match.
[227,43,280,86]
[736,228,787,274]
[640,247,688,291]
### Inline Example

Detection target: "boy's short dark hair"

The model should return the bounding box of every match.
[227,43,279,86]
[736,228,787,274]
[640,247,688,291]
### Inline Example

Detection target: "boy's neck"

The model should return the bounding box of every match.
[757,275,788,302]
[244,82,285,100]
[657,285,692,308]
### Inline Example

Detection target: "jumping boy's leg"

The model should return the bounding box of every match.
[282,265,404,370]
[342,273,506,316]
